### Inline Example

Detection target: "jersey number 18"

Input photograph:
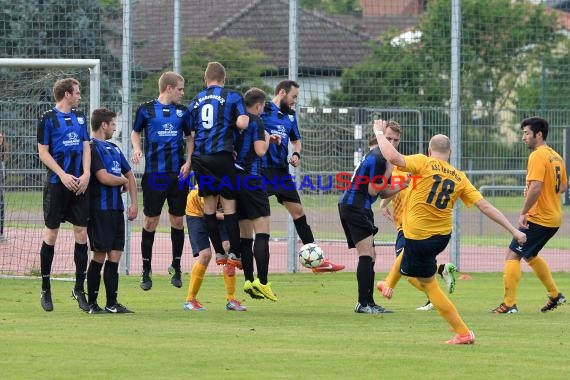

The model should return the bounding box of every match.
[426,174,455,209]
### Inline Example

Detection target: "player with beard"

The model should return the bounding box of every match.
[260,80,344,273]
[491,117,567,314]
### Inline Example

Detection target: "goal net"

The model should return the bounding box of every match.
[0,58,100,277]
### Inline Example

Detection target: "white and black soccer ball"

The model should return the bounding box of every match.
[298,243,325,269]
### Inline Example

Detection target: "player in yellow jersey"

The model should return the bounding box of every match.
[373,120,526,345]
[183,187,246,311]
[377,125,457,312]
[380,168,458,311]
[491,117,567,314]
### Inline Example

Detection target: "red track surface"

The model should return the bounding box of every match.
[2,229,569,275]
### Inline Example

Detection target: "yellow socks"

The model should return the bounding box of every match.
[385,253,403,289]
[223,265,236,301]
[423,279,469,335]
[186,261,207,301]
[503,259,521,307]
[528,256,559,298]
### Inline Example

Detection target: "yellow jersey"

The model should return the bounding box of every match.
[526,145,567,228]
[185,189,204,217]
[401,154,483,240]
[390,167,409,231]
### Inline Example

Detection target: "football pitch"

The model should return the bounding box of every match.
[1,272,569,379]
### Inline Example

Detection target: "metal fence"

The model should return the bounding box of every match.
[1,0,569,275]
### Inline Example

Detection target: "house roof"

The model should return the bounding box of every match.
[329,14,419,39]
[126,0,373,73]
[128,0,254,71]
[208,0,372,73]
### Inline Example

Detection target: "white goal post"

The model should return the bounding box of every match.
[0,58,105,278]
[0,58,100,117]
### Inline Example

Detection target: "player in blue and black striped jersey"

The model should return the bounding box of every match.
[86,108,138,314]
[338,131,401,315]
[131,72,192,291]
[37,78,91,312]
[234,88,281,301]
[188,62,249,270]
[261,80,344,273]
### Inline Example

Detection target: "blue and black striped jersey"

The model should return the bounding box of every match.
[188,85,247,156]
[234,114,266,177]
[338,146,389,209]
[89,138,131,211]
[260,102,301,169]
[132,99,191,174]
[37,108,90,184]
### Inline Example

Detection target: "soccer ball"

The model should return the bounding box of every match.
[298,243,325,269]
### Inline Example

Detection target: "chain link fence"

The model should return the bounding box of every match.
[1,0,569,275]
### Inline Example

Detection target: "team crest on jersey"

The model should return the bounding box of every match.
[288,114,295,122]
[77,116,85,125]
[176,109,184,117]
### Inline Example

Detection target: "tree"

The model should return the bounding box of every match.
[420,0,559,116]
[0,0,123,104]
[329,0,560,114]
[0,0,123,179]
[328,0,562,170]
[329,37,435,108]
[138,37,275,102]
[516,39,570,110]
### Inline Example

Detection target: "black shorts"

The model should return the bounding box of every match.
[508,221,559,259]
[192,153,237,200]
[262,167,301,204]
[141,172,189,217]
[338,204,378,249]
[88,209,125,252]
[400,234,451,278]
[236,174,271,221]
[43,183,89,229]
[395,229,405,256]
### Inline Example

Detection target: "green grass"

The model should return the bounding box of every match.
[2,191,531,213]
[1,272,569,379]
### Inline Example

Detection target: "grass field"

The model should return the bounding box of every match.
[1,190,533,214]
[1,272,569,379]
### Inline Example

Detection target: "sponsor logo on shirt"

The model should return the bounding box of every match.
[158,123,178,137]
[63,132,80,147]
[111,161,121,175]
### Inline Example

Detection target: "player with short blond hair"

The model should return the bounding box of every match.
[131,71,192,291]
